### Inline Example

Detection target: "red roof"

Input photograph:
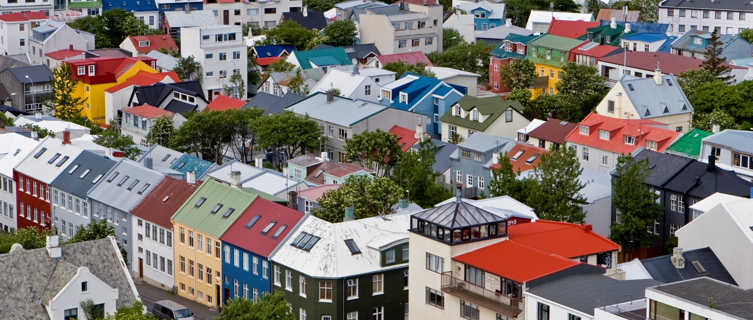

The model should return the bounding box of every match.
[0,11,47,22]
[570,41,621,59]
[389,125,418,151]
[67,56,157,84]
[256,57,282,66]
[221,197,305,257]
[105,70,179,93]
[528,118,577,144]
[509,220,620,258]
[127,34,178,54]
[492,143,548,173]
[297,184,340,202]
[599,51,743,75]
[376,51,433,67]
[131,177,200,229]
[205,94,246,112]
[565,112,680,154]
[45,48,85,60]
[546,18,600,39]
[124,104,174,119]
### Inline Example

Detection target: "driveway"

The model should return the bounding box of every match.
[135,280,220,320]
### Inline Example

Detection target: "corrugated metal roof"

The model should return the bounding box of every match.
[50,150,117,199]
[14,137,86,184]
[170,179,257,238]
[87,159,165,212]
[287,92,387,127]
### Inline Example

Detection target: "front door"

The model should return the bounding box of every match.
[217,285,222,307]
[138,258,143,278]
[223,10,229,25]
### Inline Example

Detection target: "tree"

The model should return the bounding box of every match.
[267,59,296,72]
[488,154,526,200]
[314,175,405,222]
[443,28,465,50]
[0,227,51,254]
[172,111,235,164]
[255,112,322,169]
[106,302,157,320]
[67,219,115,244]
[50,63,86,121]
[0,112,14,127]
[144,116,175,147]
[508,88,534,117]
[383,61,435,79]
[428,42,492,81]
[303,0,339,11]
[23,124,56,138]
[393,140,452,207]
[678,69,718,99]
[555,62,608,122]
[94,129,141,159]
[264,20,317,50]
[219,292,294,320]
[631,0,661,22]
[740,28,753,44]
[174,56,202,81]
[223,73,246,98]
[227,108,264,164]
[701,29,733,83]
[610,155,662,251]
[503,0,579,26]
[68,9,152,48]
[324,20,357,46]
[527,147,586,223]
[693,107,736,131]
[345,130,402,177]
[81,300,105,320]
[499,59,536,90]
[287,69,309,94]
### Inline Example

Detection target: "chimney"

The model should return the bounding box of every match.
[610,17,617,29]
[288,191,298,210]
[624,23,631,33]
[670,247,685,269]
[231,170,241,187]
[653,68,662,85]
[455,183,463,202]
[46,235,61,259]
[505,18,512,27]
[254,155,264,168]
[144,157,153,169]
[326,90,335,103]
[69,44,73,50]
[344,206,354,221]
[62,129,71,145]
[707,154,716,171]
[712,124,720,133]
[320,151,329,161]
[414,123,425,141]
[186,171,196,184]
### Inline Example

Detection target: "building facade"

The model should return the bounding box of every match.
[658,0,753,36]
[525,34,583,97]
[358,2,443,55]
[440,96,529,142]
[180,24,247,100]
[0,133,37,232]
[0,11,47,56]
[449,133,515,198]
[0,65,53,114]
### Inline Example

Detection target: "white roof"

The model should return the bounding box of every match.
[70,134,108,155]
[358,67,395,77]
[0,133,38,177]
[689,192,747,214]
[617,259,653,280]
[14,118,90,136]
[427,66,480,80]
[14,137,86,184]
[525,10,593,30]
[311,69,368,97]
[382,75,419,90]
[517,118,545,135]
[324,8,336,19]
[452,0,505,19]
[435,195,538,221]
[271,211,416,278]
[241,172,303,197]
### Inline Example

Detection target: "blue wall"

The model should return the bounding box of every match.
[471,8,503,31]
[221,242,271,303]
[386,75,464,137]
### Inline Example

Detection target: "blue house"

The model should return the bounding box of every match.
[251,45,297,59]
[453,0,505,31]
[620,33,677,53]
[220,197,305,303]
[449,132,515,198]
[380,73,464,137]
[103,0,203,27]
[671,30,753,60]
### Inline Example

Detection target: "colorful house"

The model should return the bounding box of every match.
[525,34,584,97]
[66,56,162,124]
[452,0,505,31]
[488,33,538,93]
[569,41,621,67]
[286,47,351,71]
[440,96,530,142]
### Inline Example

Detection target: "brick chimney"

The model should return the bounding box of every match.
[62,129,71,145]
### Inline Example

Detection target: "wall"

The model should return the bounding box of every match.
[51,187,91,240]
[0,0,53,14]
[449,147,495,195]
[0,69,23,112]
[90,200,133,264]
[0,175,16,232]
[14,172,52,230]
[173,222,224,308]
[485,109,531,141]
[47,267,118,320]
[524,293,593,320]
[568,142,622,173]
[658,7,752,36]
[0,20,34,56]
[584,196,612,238]
[132,217,175,289]
[221,243,270,303]
[181,25,247,100]
[29,24,96,66]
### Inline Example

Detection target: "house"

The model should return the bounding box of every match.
[282,8,327,30]
[130,176,198,289]
[597,50,747,83]
[64,0,101,16]
[87,159,165,267]
[381,74,465,137]
[310,67,396,103]
[287,92,427,163]
[569,41,621,68]
[620,32,676,53]
[366,51,433,69]
[104,70,180,125]
[636,247,738,284]
[287,154,371,185]
[449,133,515,197]
[170,179,261,307]
[0,132,37,232]
[546,18,600,39]
[333,0,388,21]
[441,96,529,142]
[666,128,712,158]
[244,92,304,114]
[451,0,505,31]
[220,197,304,303]
[596,8,640,22]
[121,104,187,146]
[294,184,340,215]
[671,30,753,60]
[658,0,753,36]
[390,125,420,151]
[0,11,47,56]
[314,43,381,65]
[594,73,694,133]
[643,278,753,320]
[127,81,209,116]
[0,65,52,114]
[13,135,86,231]
[488,33,538,93]
[271,209,416,320]
[0,237,140,320]
[427,66,480,96]
[499,142,547,173]
[699,129,753,179]
[435,139,457,184]
[388,125,458,181]
[443,13,475,43]
[250,44,296,67]
[101,0,161,30]
[580,20,668,47]
[475,20,532,44]
[356,1,444,55]
[49,151,116,240]
[525,34,584,97]
[168,153,216,180]
[204,94,246,112]
[146,50,179,72]
[119,34,179,57]
[515,118,545,143]
[285,47,351,71]
[136,144,185,176]
[29,20,95,67]
[566,113,680,172]
[0,0,53,15]
[204,0,301,29]
[525,10,593,33]
[206,160,306,199]
[180,24,247,100]
[163,10,215,39]
[257,69,325,97]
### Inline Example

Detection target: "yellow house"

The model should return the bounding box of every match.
[171,179,257,308]
[66,57,161,124]
[524,34,584,99]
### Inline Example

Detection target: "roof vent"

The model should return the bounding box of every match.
[670,247,685,269]
[691,260,707,274]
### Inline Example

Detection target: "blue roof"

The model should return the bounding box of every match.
[387,74,442,111]
[252,45,296,58]
[102,0,157,11]
[620,32,669,43]
[657,36,677,52]
[169,154,215,178]
[433,85,452,97]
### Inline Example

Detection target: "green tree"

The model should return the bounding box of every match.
[383,61,435,79]
[223,73,246,98]
[227,108,264,164]
[324,20,357,46]
[174,56,202,81]
[23,125,56,138]
[527,147,586,223]
[499,59,536,90]
[488,154,526,200]
[219,292,294,320]
[50,63,86,121]
[345,130,402,177]
[685,80,741,115]
[265,20,317,50]
[393,139,452,207]
[172,111,235,164]
[302,0,338,11]
[448,132,463,144]
[67,219,115,244]
[508,88,534,117]
[555,62,608,122]
[443,28,465,50]
[0,227,51,253]
[106,302,157,320]
[693,107,736,131]
[267,59,296,72]
[629,0,660,21]
[678,69,718,99]
[428,41,492,81]
[68,9,152,48]
[81,300,105,320]
[701,29,733,83]
[94,129,141,159]
[610,155,662,251]
[287,69,309,94]
[0,112,14,127]
[144,116,175,147]
[314,175,405,222]
[255,112,322,170]
[740,28,753,43]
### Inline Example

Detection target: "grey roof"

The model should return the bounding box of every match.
[131,80,206,109]
[7,65,53,83]
[703,129,753,155]
[619,74,693,119]
[457,132,515,153]
[528,272,660,316]
[286,92,388,127]
[659,0,753,12]
[651,277,753,319]
[0,54,29,71]
[245,92,304,114]
[146,50,178,70]
[412,197,507,229]
[579,166,611,203]
[0,237,139,320]
[137,144,184,172]
[50,150,117,199]
[641,247,737,285]
[475,24,532,41]
[631,149,692,186]
[431,139,457,174]
[315,43,381,61]
[87,159,165,212]
[164,99,197,115]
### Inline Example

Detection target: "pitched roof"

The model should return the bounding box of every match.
[244,92,304,114]
[527,118,577,144]
[287,92,388,127]
[131,80,205,109]
[137,144,184,173]
[618,74,693,119]
[67,56,156,85]
[0,133,38,178]
[566,113,680,154]
[50,151,117,199]
[205,94,246,112]
[293,47,352,70]
[14,137,86,184]
[131,176,199,229]
[126,34,178,54]
[596,8,640,22]
[123,104,174,119]
[297,184,340,202]
[0,11,47,22]
[433,139,457,174]
[546,18,601,39]
[375,51,433,66]
[641,247,737,285]
[525,10,593,30]
[502,143,547,173]
[703,129,753,155]
[282,9,327,30]
[389,125,418,151]
[310,68,371,97]
[87,159,165,212]
[599,51,741,75]
[146,50,179,70]
[490,33,540,58]
[255,57,282,66]
[105,70,179,93]
[171,179,257,238]
[7,65,53,83]
[45,48,85,60]
[667,128,712,157]
[509,220,620,258]
[441,96,522,131]
[528,33,585,51]
[206,160,299,200]
[650,277,753,319]
[412,197,508,229]
[632,149,693,186]
[169,153,215,178]
[252,45,296,58]
[427,66,480,80]
[571,41,621,58]
[221,197,305,257]
[453,0,505,19]
[456,132,515,153]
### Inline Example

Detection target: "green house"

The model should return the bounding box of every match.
[526,34,584,68]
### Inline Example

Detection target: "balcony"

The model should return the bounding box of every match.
[441,272,522,318]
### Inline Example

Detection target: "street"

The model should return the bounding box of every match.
[135,280,220,320]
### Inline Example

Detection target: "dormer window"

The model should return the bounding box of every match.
[399,92,408,104]
[599,130,610,140]
[77,66,85,76]
[381,89,391,101]
[546,49,552,60]
[453,105,461,117]
[693,37,702,45]
[88,64,95,76]
[579,125,589,136]
[138,40,150,47]
[646,140,658,151]
[624,135,635,145]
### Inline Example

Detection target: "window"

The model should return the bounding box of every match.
[607,100,615,113]
[667,8,673,16]
[319,280,333,301]
[460,300,479,320]
[180,256,185,273]
[77,66,85,75]
[426,253,443,272]
[582,147,589,161]
[372,306,384,320]
[219,52,227,61]
[601,155,609,166]
[262,261,269,279]
[64,308,78,319]
[398,40,407,48]
[299,276,307,297]
[568,314,582,320]
[372,273,384,295]
[646,140,658,151]
[233,51,241,59]
[537,303,550,320]
[364,85,371,96]
[426,36,433,45]
[412,38,420,47]
[198,263,203,280]
[188,231,194,247]
[579,125,589,136]
[253,256,259,275]
[274,265,281,286]
[347,312,358,320]
[189,259,194,277]
[88,65,95,76]
[346,278,358,299]
[385,249,395,264]
[285,270,293,291]
[715,11,721,19]
[300,309,307,320]
[599,130,610,140]
[465,266,484,287]
[466,174,473,186]
[402,246,409,262]
[242,252,249,271]
[224,245,230,263]
[735,153,753,169]
[740,12,746,20]
[426,287,444,308]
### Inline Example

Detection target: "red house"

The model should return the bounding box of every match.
[488,33,538,93]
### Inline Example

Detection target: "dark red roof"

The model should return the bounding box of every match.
[599,51,743,75]
[45,48,85,60]
[0,11,47,22]
[297,184,340,202]
[565,112,680,154]
[546,18,600,39]
[205,94,246,112]
[67,56,157,85]
[389,125,418,151]
[376,51,433,67]
[127,34,178,54]
[570,41,621,59]
[124,104,174,119]
[131,177,200,229]
[221,197,305,257]
[527,118,577,144]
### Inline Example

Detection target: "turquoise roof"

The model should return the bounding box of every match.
[170,154,215,178]
[490,34,538,58]
[295,47,352,70]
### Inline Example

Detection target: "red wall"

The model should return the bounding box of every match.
[14,171,52,230]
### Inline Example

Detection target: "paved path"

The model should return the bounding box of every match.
[135,280,220,320]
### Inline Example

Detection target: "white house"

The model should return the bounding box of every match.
[204,0,302,29]
[103,72,178,126]
[699,129,753,180]
[180,24,247,100]
[658,0,753,36]
[427,66,480,96]
[0,133,38,232]
[121,104,187,146]
[0,0,53,15]
[311,67,396,102]
[29,20,95,66]
[0,11,47,56]
[525,10,593,33]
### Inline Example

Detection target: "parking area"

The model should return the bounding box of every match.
[135,280,220,320]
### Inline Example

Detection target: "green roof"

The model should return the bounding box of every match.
[440,96,524,131]
[294,47,351,70]
[171,179,257,238]
[528,34,584,51]
[667,128,712,158]
[67,0,101,9]
[578,25,625,46]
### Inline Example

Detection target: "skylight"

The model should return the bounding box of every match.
[525,155,538,164]
[211,203,224,214]
[162,195,170,203]
[344,239,361,255]
[261,221,277,234]
[138,183,150,195]
[106,172,119,183]
[47,153,60,164]
[245,215,261,229]
[92,174,103,184]
[127,179,140,191]
[291,233,306,246]
[161,154,171,162]
[55,156,69,167]
[33,147,47,159]
[511,150,524,160]
[272,225,287,238]
[303,236,321,251]
[290,232,320,251]
[627,83,634,91]
[691,260,706,273]
[117,176,130,187]
[222,208,236,218]
[177,162,186,169]
[195,197,207,207]
[68,164,79,174]
[79,169,90,178]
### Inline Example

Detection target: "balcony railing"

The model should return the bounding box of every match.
[441,272,522,318]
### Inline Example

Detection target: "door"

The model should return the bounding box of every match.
[223,10,229,25]
[217,285,222,307]
[138,258,143,279]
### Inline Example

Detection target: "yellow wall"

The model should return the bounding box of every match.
[529,63,563,99]
[173,222,224,308]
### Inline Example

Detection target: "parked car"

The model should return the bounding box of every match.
[151,300,194,320]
